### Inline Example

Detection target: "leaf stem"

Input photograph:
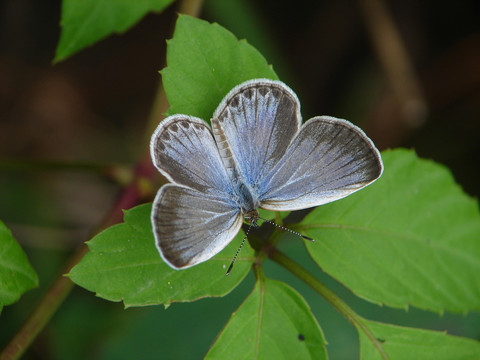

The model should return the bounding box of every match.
[252,264,265,359]
[270,249,389,360]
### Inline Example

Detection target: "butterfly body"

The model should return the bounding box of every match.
[150,79,383,270]
[211,110,262,225]
[233,180,260,218]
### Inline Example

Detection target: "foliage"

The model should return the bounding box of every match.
[162,14,278,121]
[67,15,480,359]
[1,3,479,360]
[206,274,327,360]
[68,204,253,307]
[0,220,38,313]
[304,149,480,313]
[55,0,175,62]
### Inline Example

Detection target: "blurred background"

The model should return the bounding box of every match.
[1,0,479,358]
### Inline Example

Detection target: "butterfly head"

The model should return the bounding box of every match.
[243,209,260,227]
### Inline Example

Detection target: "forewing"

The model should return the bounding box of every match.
[152,184,243,269]
[212,79,301,186]
[150,115,233,195]
[259,116,383,211]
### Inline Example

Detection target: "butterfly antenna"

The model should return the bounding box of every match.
[226,222,255,276]
[259,217,314,242]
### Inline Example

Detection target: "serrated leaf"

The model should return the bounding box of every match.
[206,277,327,360]
[303,149,480,313]
[162,15,278,122]
[55,0,175,62]
[358,319,480,360]
[68,204,254,307]
[0,220,38,310]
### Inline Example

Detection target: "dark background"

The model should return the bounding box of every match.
[1,0,479,359]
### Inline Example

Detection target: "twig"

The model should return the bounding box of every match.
[359,0,427,127]
[177,0,205,17]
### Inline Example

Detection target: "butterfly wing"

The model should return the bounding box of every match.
[211,79,301,186]
[258,116,383,211]
[150,115,241,268]
[152,184,242,269]
[151,115,233,195]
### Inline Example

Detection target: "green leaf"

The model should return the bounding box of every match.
[162,15,278,121]
[55,0,175,62]
[206,276,327,359]
[0,220,38,310]
[303,149,480,313]
[68,204,254,307]
[358,319,480,360]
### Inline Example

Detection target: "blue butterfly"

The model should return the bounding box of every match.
[150,79,383,270]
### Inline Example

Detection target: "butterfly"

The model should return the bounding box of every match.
[150,79,383,271]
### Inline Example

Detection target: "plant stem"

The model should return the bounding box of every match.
[0,157,155,360]
[270,249,389,360]
[0,158,132,185]
[0,247,86,360]
[1,0,206,358]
